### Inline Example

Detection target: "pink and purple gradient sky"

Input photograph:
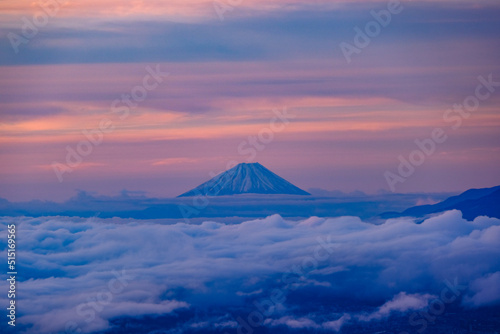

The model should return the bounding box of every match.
[0,0,499,201]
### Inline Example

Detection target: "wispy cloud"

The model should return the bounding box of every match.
[151,157,198,166]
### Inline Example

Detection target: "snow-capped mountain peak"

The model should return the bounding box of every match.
[178,162,310,197]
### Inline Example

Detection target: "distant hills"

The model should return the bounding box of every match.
[178,162,310,197]
[0,191,446,221]
[381,185,500,220]
[1,168,498,221]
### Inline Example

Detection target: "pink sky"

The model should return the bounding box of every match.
[1,1,500,200]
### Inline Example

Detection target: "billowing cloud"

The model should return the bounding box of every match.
[0,210,499,333]
[357,292,435,321]
[266,316,320,329]
[463,271,500,307]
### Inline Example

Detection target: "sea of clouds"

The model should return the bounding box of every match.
[1,210,499,333]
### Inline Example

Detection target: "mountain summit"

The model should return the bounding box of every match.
[178,163,310,197]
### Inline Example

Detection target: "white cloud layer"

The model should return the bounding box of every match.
[0,210,499,333]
